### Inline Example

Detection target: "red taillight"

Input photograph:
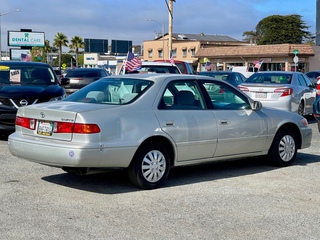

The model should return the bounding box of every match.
[15,116,100,134]
[15,116,36,130]
[55,122,100,134]
[274,88,293,97]
[238,86,249,92]
[316,85,320,96]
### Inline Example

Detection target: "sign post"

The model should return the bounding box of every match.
[293,49,299,72]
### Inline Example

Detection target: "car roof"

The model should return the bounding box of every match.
[0,61,52,67]
[68,68,104,71]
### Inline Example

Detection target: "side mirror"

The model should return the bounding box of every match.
[252,100,262,111]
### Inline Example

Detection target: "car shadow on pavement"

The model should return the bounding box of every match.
[41,152,319,194]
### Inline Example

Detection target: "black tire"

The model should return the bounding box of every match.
[268,128,297,167]
[298,101,304,116]
[128,142,170,190]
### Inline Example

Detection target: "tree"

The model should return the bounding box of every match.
[53,32,69,71]
[243,14,313,45]
[43,40,51,63]
[242,30,259,44]
[69,36,84,68]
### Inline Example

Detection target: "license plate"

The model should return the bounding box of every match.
[255,92,267,98]
[37,121,54,136]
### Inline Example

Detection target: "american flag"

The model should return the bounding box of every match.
[125,52,142,72]
[21,53,31,62]
[169,52,175,65]
[205,61,212,71]
[255,60,263,69]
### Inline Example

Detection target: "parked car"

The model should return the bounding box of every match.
[313,83,320,132]
[199,71,247,87]
[305,70,320,85]
[231,66,257,78]
[238,71,316,115]
[118,61,181,74]
[61,68,110,95]
[8,74,312,189]
[0,61,66,132]
[154,59,194,74]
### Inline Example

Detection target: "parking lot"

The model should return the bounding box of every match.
[0,117,319,240]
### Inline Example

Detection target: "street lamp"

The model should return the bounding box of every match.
[0,9,20,61]
[147,19,165,60]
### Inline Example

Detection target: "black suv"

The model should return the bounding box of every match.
[0,61,66,132]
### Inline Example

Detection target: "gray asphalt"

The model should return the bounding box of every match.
[0,117,319,240]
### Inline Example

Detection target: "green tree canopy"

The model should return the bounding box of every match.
[69,36,85,68]
[53,32,69,71]
[243,14,313,45]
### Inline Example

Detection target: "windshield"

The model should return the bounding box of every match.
[0,65,56,85]
[64,77,153,104]
[246,73,292,84]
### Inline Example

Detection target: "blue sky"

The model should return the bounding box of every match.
[0,0,316,50]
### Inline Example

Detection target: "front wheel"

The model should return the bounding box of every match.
[268,128,297,167]
[128,142,170,190]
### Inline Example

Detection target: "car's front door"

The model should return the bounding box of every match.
[200,80,268,157]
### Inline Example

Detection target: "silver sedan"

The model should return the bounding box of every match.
[238,71,316,115]
[8,74,312,189]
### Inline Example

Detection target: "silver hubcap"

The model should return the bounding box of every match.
[142,150,166,183]
[279,135,295,162]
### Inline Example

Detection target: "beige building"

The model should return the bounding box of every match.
[195,43,315,72]
[143,33,248,71]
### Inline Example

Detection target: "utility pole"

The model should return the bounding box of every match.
[166,0,175,59]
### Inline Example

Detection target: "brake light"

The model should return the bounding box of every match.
[316,84,320,96]
[15,116,36,130]
[274,88,293,97]
[238,86,249,92]
[55,122,100,134]
[15,116,100,134]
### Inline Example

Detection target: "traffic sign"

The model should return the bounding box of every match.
[293,56,299,63]
[293,49,299,55]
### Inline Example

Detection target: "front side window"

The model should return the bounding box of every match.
[201,80,250,110]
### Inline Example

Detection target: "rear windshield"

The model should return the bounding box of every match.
[65,77,153,105]
[246,73,292,84]
[124,65,181,74]
[0,65,56,85]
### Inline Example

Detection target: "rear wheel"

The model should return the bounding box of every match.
[297,101,304,116]
[268,128,297,167]
[128,142,170,190]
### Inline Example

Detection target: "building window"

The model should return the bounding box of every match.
[182,48,187,58]
[172,49,177,57]
[190,48,196,56]
[148,50,153,58]
[158,49,163,58]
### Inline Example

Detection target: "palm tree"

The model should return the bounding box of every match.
[43,40,51,63]
[69,36,85,68]
[53,32,69,71]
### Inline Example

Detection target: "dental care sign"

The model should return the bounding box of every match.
[8,31,45,47]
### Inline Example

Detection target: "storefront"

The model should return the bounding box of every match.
[195,44,314,73]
